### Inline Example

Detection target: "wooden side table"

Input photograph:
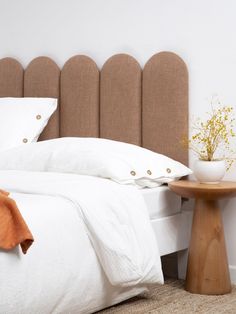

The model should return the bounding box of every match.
[168,180,236,295]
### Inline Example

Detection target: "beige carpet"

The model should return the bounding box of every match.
[97,279,236,313]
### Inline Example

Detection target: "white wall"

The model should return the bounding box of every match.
[1,0,236,280]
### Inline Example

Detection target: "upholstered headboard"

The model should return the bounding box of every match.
[0,52,188,165]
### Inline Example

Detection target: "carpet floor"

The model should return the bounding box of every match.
[97,279,236,313]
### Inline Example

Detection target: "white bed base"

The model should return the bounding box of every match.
[151,207,193,279]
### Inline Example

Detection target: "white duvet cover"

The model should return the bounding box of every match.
[0,170,163,314]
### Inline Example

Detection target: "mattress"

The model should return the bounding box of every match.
[141,185,182,220]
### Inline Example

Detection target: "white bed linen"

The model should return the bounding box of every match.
[0,170,163,314]
[141,185,182,220]
[0,137,192,187]
[0,97,57,151]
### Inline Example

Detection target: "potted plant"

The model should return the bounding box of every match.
[184,97,236,183]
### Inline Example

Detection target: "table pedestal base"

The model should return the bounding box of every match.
[185,199,231,295]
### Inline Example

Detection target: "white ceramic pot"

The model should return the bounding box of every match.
[193,159,226,184]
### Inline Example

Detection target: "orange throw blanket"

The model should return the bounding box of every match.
[0,189,34,254]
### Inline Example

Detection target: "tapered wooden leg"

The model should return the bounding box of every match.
[185,199,231,295]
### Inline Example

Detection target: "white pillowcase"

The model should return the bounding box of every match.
[0,137,192,188]
[0,97,57,151]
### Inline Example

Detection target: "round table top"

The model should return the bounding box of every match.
[168,180,236,200]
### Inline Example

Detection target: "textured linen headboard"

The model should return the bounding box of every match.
[0,52,188,165]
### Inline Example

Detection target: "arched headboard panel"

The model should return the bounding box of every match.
[0,52,188,165]
[143,52,188,165]
[100,54,142,145]
[60,55,99,137]
[24,57,60,140]
[0,58,23,97]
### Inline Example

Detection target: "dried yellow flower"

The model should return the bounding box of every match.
[182,97,236,171]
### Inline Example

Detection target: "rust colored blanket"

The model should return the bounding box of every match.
[0,189,33,254]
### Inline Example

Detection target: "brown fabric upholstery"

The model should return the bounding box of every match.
[143,52,188,165]
[0,52,188,165]
[60,55,99,137]
[24,57,60,140]
[0,58,23,97]
[100,54,142,145]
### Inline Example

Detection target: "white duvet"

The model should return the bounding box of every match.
[0,170,163,314]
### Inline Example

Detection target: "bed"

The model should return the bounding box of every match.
[0,52,192,313]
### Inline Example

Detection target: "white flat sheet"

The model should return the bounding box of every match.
[141,185,182,220]
[0,170,163,314]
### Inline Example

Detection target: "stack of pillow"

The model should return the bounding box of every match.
[0,103,192,188]
[0,97,192,187]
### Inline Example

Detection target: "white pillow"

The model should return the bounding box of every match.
[0,97,57,151]
[0,137,192,188]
